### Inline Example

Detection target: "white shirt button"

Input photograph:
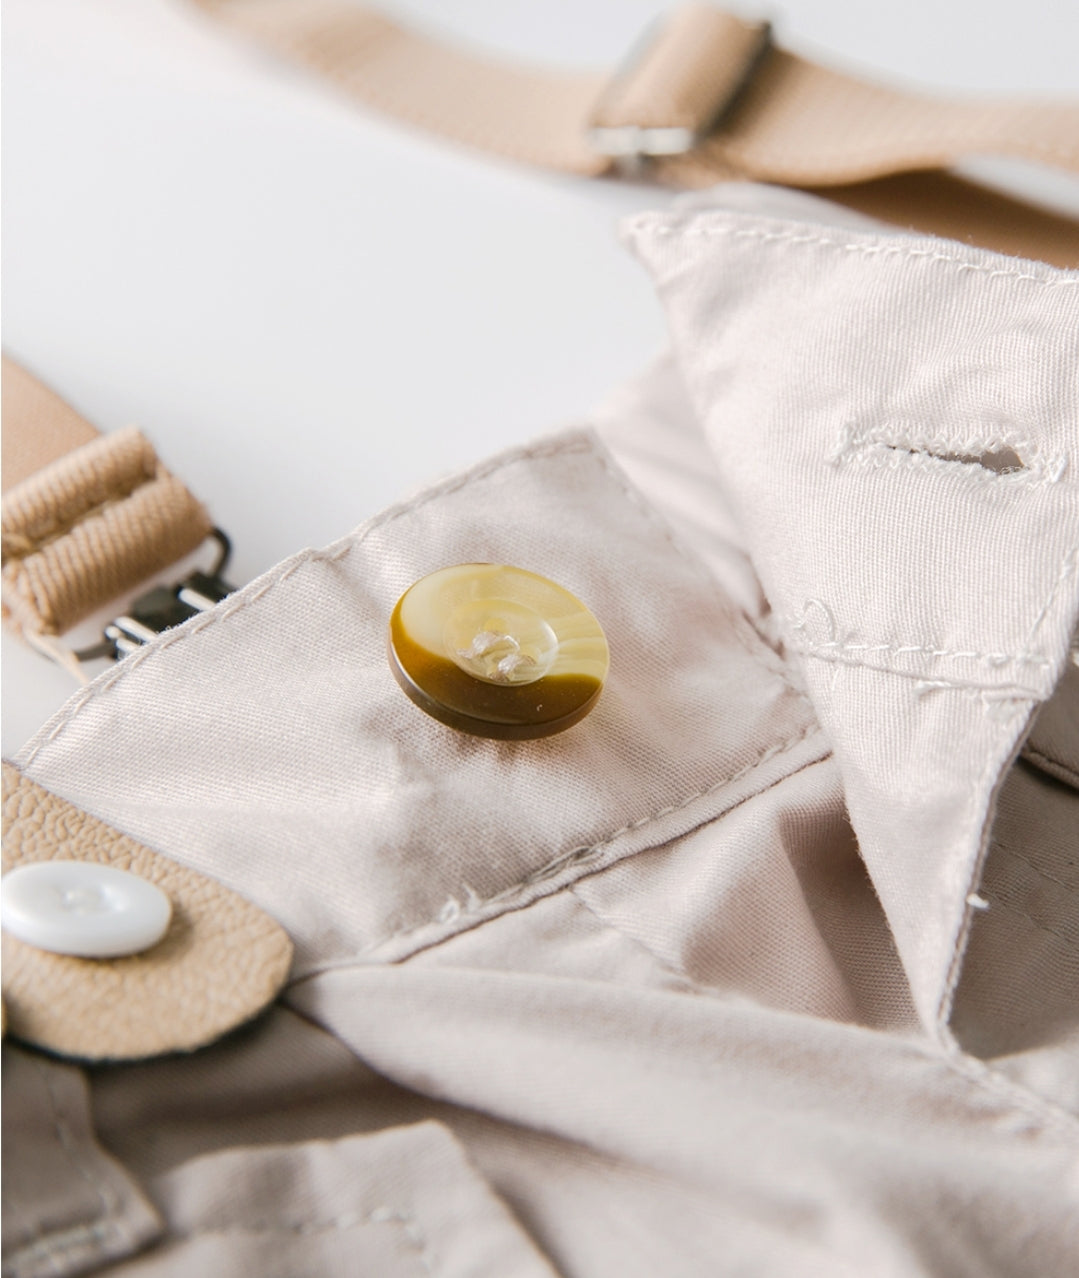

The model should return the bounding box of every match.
[1,861,172,958]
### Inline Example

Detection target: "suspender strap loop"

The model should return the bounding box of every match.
[1,359,212,653]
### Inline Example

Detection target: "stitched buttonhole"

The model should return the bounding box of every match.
[828,423,1064,483]
[896,443,1026,474]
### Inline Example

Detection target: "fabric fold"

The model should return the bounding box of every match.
[623,188,1079,1033]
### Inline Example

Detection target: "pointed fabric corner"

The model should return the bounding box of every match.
[624,191,1079,1033]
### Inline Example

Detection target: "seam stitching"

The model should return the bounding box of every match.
[21,436,593,768]
[782,595,1064,695]
[27,1057,133,1261]
[1022,745,1079,789]
[290,721,824,981]
[938,1042,1079,1137]
[981,889,1079,951]
[174,1206,434,1272]
[1019,544,1079,669]
[991,840,1079,894]
[5,1221,116,1274]
[785,632,1050,670]
[635,218,1079,288]
[22,433,812,769]
[588,446,808,701]
[789,643,1041,698]
[568,886,705,995]
[936,709,1027,1032]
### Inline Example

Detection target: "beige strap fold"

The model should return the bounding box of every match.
[1,359,212,647]
[194,2,1079,187]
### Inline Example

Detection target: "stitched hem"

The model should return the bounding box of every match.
[1022,745,1079,790]
[166,1206,435,1273]
[19,434,590,768]
[20,429,809,770]
[289,731,828,981]
[936,703,1031,1036]
[626,213,1079,288]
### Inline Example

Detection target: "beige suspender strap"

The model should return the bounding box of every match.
[1,358,213,667]
[2,356,99,494]
[193,3,1079,188]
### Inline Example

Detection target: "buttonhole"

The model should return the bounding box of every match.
[885,443,1026,474]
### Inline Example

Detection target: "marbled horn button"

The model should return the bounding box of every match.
[389,564,609,740]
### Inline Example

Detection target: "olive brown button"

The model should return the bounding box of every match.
[388,564,609,739]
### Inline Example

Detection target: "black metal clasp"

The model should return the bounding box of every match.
[74,529,235,662]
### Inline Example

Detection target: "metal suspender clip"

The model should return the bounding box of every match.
[586,10,771,163]
[73,529,236,662]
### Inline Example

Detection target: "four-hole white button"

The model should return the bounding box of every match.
[1,862,172,958]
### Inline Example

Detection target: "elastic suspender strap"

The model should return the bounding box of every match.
[1,359,212,650]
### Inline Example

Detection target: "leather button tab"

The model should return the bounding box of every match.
[389,564,609,739]
[1,861,172,958]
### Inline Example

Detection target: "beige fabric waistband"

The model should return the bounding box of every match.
[1,358,212,659]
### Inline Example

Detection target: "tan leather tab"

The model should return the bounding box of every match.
[2,357,99,494]
[591,7,769,140]
[1,366,214,640]
[1,763,294,1061]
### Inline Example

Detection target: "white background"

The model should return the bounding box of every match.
[4,0,1078,752]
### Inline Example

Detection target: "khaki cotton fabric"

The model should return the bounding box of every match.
[6,187,1079,1275]
[2,1046,163,1277]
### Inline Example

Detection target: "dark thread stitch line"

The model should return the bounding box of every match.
[991,837,1079,894]
[981,890,1079,952]
[1022,745,1079,791]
